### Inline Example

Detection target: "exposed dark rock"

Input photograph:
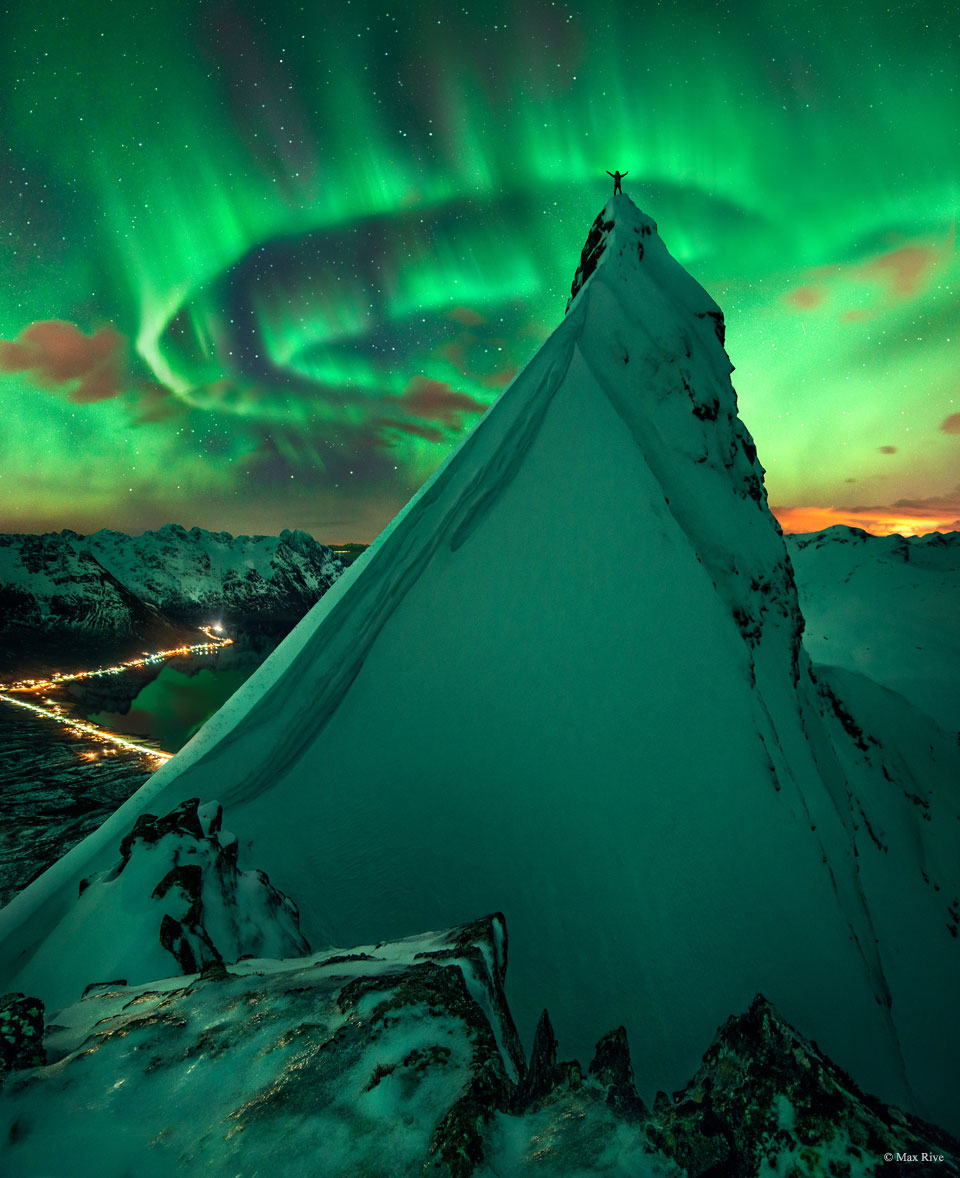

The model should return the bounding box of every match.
[588,1024,648,1120]
[77,798,310,982]
[697,308,727,346]
[819,681,872,752]
[118,798,205,865]
[81,980,127,997]
[0,993,44,1077]
[3,920,960,1176]
[337,923,523,1177]
[649,994,960,1178]
[567,213,615,310]
[512,1008,578,1111]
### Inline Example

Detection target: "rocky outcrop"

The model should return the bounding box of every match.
[1,913,958,1177]
[647,994,960,1177]
[0,994,44,1078]
[46,797,311,993]
[0,915,524,1177]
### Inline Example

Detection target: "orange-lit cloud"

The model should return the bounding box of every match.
[861,244,939,297]
[448,306,486,327]
[784,285,825,309]
[783,230,953,318]
[400,377,487,425]
[369,377,489,448]
[773,485,960,537]
[481,367,519,389]
[0,320,126,403]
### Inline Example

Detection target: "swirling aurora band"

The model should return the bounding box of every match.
[1,0,957,541]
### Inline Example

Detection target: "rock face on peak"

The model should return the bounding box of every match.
[564,195,804,691]
[2,197,958,1134]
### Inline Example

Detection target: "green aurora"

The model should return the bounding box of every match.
[1,0,958,540]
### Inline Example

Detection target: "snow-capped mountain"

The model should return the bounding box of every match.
[2,195,957,1136]
[0,525,343,645]
[787,525,959,734]
[83,524,343,622]
[0,533,166,637]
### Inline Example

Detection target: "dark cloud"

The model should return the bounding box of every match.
[481,367,519,389]
[130,383,190,426]
[877,445,897,454]
[887,485,960,515]
[0,320,125,403]
[374,419,445,444]
[940,413,960,434]
[399,377,487,425]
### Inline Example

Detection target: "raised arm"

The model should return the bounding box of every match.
[621,171,628,177]
[606,170,614,177]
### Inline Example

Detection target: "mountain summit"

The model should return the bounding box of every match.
[3,196,958,1131]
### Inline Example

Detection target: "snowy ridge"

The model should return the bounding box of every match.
[1,196,958,1135]
[3,909,958,1177]
[565,198,804,687]
[787,525,960,732]
[0,525,344,638]
[84,523,343,617]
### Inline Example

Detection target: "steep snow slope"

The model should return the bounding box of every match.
[787,526,960,733]
[2,196,957,1131]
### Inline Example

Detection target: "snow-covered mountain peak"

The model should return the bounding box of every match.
[4,201,960,1134]
[564,194,804,686]
[567,194,722,328]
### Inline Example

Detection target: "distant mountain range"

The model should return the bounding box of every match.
[0,525,343,670]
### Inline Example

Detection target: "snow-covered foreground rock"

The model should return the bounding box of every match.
[2,911,958,1177]
[2,195,959,1137]
[787,527,960,734]
[13,797,310,996]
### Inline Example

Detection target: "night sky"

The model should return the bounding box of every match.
[1,0,957,543]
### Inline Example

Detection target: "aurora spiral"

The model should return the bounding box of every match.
[1,0,957,540]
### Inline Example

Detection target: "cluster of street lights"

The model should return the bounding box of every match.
[0,624,232,765]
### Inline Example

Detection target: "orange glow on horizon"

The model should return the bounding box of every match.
[772,505,957,538]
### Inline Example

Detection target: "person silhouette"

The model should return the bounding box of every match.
[606,169,628,194]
